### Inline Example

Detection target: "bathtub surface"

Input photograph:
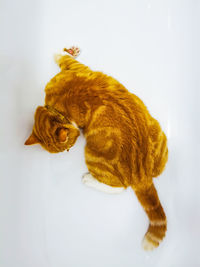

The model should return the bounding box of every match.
[0,0,199,266]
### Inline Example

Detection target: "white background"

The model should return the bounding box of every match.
[0,0,199,266]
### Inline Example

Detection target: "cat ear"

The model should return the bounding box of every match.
[57,128,69,143]
[24,132,39,145]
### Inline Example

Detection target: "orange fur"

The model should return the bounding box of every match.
[25,49,168,249]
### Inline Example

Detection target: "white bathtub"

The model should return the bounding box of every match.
[0,0,199,266]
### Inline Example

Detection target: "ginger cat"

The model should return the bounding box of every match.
[25,47,168,250]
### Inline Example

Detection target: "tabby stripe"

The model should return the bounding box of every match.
[86,159,126,187]
[86,159,115,173]
[145,232,161,243]
[148,224,167,237]
[85,127,121,138]
[44,116,52,139]
[146,204,166,222]
[88,164,116,179]
[85,148,119,165]
[87,167,121,187]
[87,106,107,130]
[110,99,144,146]
[150,220,167,226]
[35,109,45,141]
[157,136,167,162]
[86,160,114,172]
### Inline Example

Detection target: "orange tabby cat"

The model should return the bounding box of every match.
[25,47,168,250]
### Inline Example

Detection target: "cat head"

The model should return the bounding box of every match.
[25,105,80,153]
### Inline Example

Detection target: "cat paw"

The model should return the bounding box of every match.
[63,46,80,58]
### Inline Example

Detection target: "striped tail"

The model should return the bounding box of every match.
[133,183,167,250]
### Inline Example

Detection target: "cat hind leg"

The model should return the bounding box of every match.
[82,172,125,194]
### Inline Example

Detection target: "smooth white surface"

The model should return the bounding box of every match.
[0,0,199,266]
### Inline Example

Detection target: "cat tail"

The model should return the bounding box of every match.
[132,183,167,250]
